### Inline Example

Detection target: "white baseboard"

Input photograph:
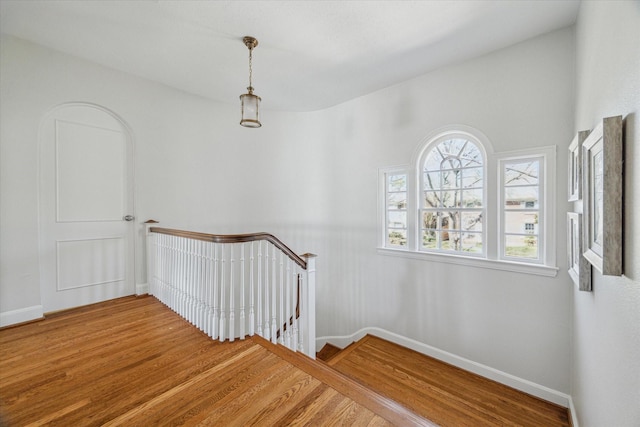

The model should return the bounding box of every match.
[317,326,571,408]
[136,282,149,295]
[568,396,579,427]
[0,305,44,327]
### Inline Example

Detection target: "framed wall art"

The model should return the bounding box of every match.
[567,212,591,291]
[568,130,590,202]
[582,115,623,276]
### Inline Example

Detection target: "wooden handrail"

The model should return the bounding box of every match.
[149,227,307,269]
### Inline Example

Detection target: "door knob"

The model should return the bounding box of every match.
[123,215,135,221]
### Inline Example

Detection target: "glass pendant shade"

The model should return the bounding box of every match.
[240,89,261,128]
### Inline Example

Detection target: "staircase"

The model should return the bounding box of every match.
[318,335,570,427]
[2,292,570,425]
[1,295,436,426]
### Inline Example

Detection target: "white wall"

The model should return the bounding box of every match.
[0,34,322,316]
[1,27,575,397]
[572,2,640,426]
[311,27,575,395]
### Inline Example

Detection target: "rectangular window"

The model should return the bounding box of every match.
[384,171,408,247]
[500,157,543,263]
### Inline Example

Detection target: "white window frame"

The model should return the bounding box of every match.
[496,146,556,268]
[379,166,410,249]
[417,131,487,257]
[377,125,558,277]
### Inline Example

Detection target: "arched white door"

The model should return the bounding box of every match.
[38,103,135,313]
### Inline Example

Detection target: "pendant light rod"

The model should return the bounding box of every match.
[244,37,257,93]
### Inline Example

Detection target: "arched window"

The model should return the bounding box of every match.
[419,134,485,255]
[379,125,557,276]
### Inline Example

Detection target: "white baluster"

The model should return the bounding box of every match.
[163,235,168,305]
[192,240,198,327]
[191,240,198,326]
[264,244,270,341]
[300,254,317,358]
[183,239,189,321]
[207,241,215,337]
[203,241,211,337]
[212,243,219,340]
[257,241,263,337]
[249,241,255,336]
[292,273,300,354]
[174,236,179,311]
[174,237,180,314]
[219,244,226,342]
[229,244,235,342]
[157,234,162,300]
[285,258,292,350]
[240,243,246,340]
[185,238,191,321]
[163,235,169,307]
[197,240,206,331]
[279,251,284,345]
[173,237,177,309]
[271,244,277,344]
[169,236,175,310]
[179,237,186,318]
[145,223,155,297]
[187,239,193,324]
[152,233,158,297]
[156,234,162,301]
[150,230,157,296]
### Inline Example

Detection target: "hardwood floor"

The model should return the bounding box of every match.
[0,296,429,426]
[325,335,570,427]
[1,296,569,426]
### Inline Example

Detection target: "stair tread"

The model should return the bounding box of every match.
[327,334,570,427]
[253,335,436,426]
[316,343,341,362]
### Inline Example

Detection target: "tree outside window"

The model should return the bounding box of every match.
[421,138,484,254]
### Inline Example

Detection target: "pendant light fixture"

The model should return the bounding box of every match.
[239,36,261,128]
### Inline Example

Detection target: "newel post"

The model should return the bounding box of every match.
[144,220,159,296]
[301,253,317,359]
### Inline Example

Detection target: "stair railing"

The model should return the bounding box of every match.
[145,221,317,358]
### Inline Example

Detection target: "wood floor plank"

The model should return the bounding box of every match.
[101,345,264,426]
[0,297,417,426]
[330,335,570,427]
[3,322,233,424]
[3,296,568,426]
[336,343,512,425]
[201,367,316,426]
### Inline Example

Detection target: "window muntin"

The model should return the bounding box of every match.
[420,137,485,255]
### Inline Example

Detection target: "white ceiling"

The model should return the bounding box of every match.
[0,0,580,112]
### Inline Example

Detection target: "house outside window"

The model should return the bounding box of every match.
[499,156,545,263]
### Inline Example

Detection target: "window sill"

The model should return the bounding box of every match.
[377,247,559,277]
